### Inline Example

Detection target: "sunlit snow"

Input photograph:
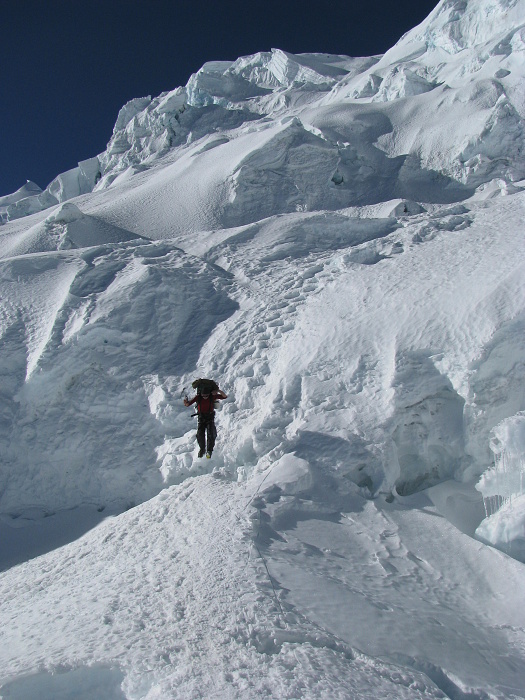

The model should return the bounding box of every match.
[1,0,525,698]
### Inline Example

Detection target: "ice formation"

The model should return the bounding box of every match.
[1,1,525,698]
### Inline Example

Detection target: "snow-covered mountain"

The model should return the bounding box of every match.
[1,0,525,698]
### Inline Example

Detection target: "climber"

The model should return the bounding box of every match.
[184,379,227,458]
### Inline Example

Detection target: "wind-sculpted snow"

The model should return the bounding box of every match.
[0,242,237,513]
[405,0,525,54]
[334,0,525,189]
[0,203,144,258]
[1,1,525,698]
[2,1,523,223]
[0,479,457,700]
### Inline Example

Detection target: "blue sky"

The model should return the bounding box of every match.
[1,0,438,196]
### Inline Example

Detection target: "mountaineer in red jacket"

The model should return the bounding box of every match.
[184,386,227,458]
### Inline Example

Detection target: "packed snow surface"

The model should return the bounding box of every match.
[1,0,525,697]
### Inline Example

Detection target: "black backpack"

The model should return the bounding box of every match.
[191,378,219,395]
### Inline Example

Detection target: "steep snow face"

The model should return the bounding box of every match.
[328,0,525,189]
[2,2,523,225]
[403,0,525,54]
[0,242,237,512]
[1,2,525,698]
[85,0,525,219]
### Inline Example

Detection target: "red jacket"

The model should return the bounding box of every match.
[186,391,226,415]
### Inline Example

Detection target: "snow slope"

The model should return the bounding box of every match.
[1,0,525,698]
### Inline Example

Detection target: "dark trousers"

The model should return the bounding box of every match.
[197,414,217,453]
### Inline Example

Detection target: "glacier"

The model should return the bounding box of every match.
[1,0,525,698]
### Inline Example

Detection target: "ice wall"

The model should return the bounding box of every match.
[475,413,525,560]
[4,158,101,223]
[478,413,525,511]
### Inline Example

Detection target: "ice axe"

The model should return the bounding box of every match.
[181,386,198,416]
